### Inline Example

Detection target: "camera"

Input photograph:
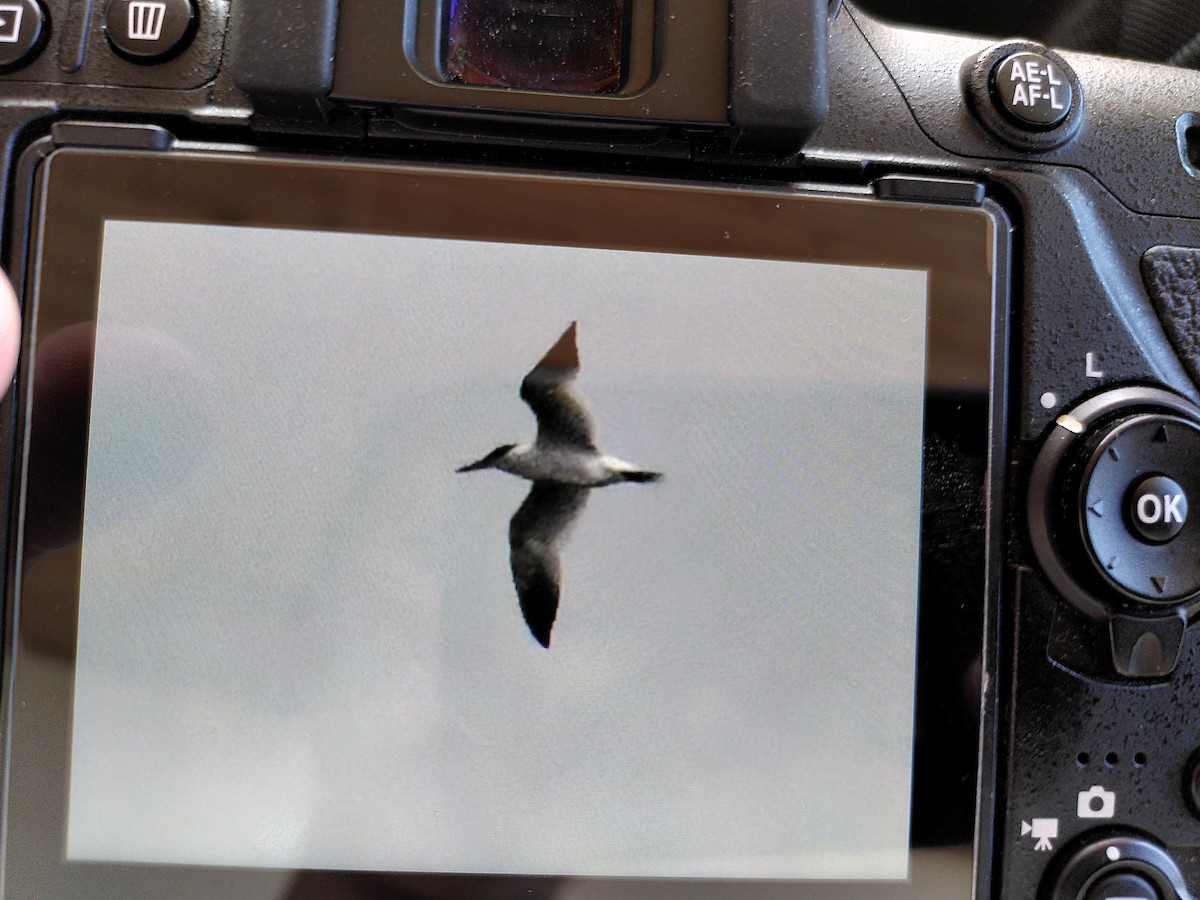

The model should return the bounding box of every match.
[1077,786,1117,820]
[0,0,1198,898]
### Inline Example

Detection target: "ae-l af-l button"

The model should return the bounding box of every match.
[991,51,1074,128]
[965,42,1083,150]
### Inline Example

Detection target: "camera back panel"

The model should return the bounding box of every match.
[0,2,1195,899]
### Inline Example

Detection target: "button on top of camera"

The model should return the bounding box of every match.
[105,0,197,62]
[991,51,1074,129]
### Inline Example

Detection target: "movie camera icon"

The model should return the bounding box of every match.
[1020,818,1059,851]
[127,1,166,42]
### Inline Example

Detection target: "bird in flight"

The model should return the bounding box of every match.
[457,322,661,648]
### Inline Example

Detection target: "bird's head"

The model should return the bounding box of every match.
[456,444,517,473]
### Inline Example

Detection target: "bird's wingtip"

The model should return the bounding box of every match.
[533,322,580,374]
[622,470,663,483]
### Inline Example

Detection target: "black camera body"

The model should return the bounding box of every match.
[2,2,1200,899]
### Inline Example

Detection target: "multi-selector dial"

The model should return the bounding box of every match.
[1028,387,1200,677]
[1078,413,1200,602]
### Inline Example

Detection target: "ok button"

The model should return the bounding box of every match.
[1128,474,1188,543]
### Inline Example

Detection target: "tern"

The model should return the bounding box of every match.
[457,322,661,648]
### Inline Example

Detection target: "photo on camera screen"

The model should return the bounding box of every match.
[66,221,929,880]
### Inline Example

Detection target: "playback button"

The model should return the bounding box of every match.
[105,0,196,62]
[0,0,46,71]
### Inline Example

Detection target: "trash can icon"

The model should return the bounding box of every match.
[128,2,166,41]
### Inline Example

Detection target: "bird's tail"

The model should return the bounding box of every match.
[620,470,663,483]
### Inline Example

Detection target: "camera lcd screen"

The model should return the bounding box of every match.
[5,149,1002,899]
[68,223,926,878]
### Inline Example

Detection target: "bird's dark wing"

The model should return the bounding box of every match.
[519,322,596,451]
[508,481,590,648]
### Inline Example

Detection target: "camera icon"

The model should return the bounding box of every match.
[1077,785,1117,819]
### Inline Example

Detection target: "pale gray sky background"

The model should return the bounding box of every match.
[68,222,929,880]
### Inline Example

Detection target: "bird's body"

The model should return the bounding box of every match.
[490,443,653,486]
[457,322,660,647]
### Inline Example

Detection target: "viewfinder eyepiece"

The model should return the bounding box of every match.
[445,0,626,94]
